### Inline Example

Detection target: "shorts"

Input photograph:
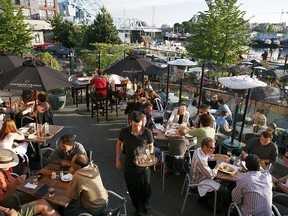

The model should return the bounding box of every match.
[18,201,35,216]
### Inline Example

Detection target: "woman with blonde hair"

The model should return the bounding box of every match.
[0,118,27,154]
[147,90,162,111]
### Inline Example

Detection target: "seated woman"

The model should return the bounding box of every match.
[147,90,162,111]
[0,119,28,154]
[216,111,232,136]
[167,102,190,125]
[135,85,148,99]
[30,94,53,125]
[252,109,267,129]
[20,90,38,106]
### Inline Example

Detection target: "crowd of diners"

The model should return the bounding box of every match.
[0,73,287,216]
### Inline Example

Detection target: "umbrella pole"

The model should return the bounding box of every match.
[166,58,171,105]
[179,78,183,103]
[197,62,205,112]
[8,89,12,108]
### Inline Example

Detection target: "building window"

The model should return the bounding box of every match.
[35,34,40,43]
[38,0,46,7]
[11,0,20,5]
[23,8,31,19]
[47,0,55,8]
[22,0,30,6]
[39,10,47,20]
[47,10,55,18]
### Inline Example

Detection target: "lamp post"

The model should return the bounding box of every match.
[69,49,74,76]
[218,75,267,149]
[168,59,197,103]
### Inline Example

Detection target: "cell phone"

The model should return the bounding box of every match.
[34,184,50,197]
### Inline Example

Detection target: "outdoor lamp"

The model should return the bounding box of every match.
[168,59,197,103]
[218,75,267,149]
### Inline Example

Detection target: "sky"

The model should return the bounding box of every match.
[102,0,288,27]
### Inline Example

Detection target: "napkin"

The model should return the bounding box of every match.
[24,183,38,189]
[197,179,220,197]
[155,124,164,130]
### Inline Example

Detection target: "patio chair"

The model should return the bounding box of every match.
[90,87,109,122]
[40,147,53,168]
[162,150,190,191]
[113,83,127,117]
[227,202,281,216]
[78,190,127,216]
[180,172,218,216]
[273,192,288,216]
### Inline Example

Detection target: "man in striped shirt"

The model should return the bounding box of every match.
[191,137,231,212]
[232,154,273,216]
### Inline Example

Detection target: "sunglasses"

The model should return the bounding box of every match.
[208,146,215,150]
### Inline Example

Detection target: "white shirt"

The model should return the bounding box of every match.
[0,132,28,154]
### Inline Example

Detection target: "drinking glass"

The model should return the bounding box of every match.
[48,187,55,197]
[32,176,38,185]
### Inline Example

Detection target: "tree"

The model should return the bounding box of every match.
[0,0,33,55]
[48,15,84,48]
[38,52,60,70]
[186,0,250,66]
[83,6,121,47]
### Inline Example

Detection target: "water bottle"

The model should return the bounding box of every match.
[44,122,49,135]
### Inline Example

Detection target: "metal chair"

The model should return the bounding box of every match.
[180,173,218,216]
[227,202,281,216]
[162,150,190,191]
[40,147,54,168]
[78,190,127,216]
[273,193,288,216]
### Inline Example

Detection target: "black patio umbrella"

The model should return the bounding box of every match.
[279,75,288,83]
[250,86,281,102]
[0,51,26,72]
[104,54,166,80]
[0,59,73,91]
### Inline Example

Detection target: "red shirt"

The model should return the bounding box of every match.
[90,77,108,97]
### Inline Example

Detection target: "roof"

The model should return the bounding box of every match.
[138,36,153,43]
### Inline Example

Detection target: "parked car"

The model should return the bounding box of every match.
[45,45,71,57]
[33,42,55,51]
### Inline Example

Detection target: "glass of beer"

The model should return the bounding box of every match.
[48,187,55,197]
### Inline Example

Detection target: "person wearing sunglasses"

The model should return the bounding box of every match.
[190,137,230,213]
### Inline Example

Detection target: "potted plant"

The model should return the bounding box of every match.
[48,88,66,110]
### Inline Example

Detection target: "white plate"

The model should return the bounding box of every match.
[19,127,28,133]
[185,134,193,138]
[219,162,239,175]
[77,77,90,81]
[28,123,36,127]
[61,173,73,182]
[165,129,177,137]
[28,134,37,139]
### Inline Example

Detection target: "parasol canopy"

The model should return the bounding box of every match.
[104,54,166,76]
[0,59,73,91]
[0,51,26,72]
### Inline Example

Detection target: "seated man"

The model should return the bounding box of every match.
[0,149,60,216]
[48,134,87,166]
[232,154,273,215]
[191,137,230,213]
[215,99,232,125]
[65,154,108,216]
[241,131,278,165]
[167,102,190,125]
[166,132,189,174]
[194,104,216,129]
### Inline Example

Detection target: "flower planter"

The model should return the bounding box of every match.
[48,92,66,110]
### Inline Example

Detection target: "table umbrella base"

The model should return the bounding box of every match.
[223,139,240,149]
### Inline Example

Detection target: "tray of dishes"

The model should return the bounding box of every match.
[165,129,177,137]
[134,155,159,167]
[219,162,239,175]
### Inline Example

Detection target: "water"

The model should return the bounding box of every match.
[250,47,288,61]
